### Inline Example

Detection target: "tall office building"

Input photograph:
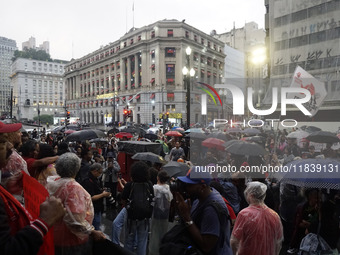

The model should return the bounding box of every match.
[22,36,50,54]
[264,0,340,121]
[10,58,67,121]
[214,22,266,107]
[64,19,225,126]
[0,36,17,116]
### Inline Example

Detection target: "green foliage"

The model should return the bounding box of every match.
[33,114,53,124]
[12,48,52,62]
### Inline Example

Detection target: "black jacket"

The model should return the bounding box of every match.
[81,172,104,213]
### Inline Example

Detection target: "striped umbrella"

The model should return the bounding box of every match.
[280,158,340,190]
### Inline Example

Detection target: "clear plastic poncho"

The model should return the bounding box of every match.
[47,176,94,246]
[231,182,283,255]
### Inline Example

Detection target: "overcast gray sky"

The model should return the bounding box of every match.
[0,0,265,61]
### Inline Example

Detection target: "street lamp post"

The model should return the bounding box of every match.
[113,94,116,126]
[218,89,228,119]
[37,103,41,134]
[182,46,195,128]
[9,88,13,119]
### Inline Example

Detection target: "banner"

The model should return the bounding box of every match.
[23,172,54,255]
[289,66,327,117]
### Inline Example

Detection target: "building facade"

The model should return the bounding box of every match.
[64,19,225,126]
[10,58,66,121]
[221,45,246,119]
[214,22,266,106]
[0,36,17,116]
[22,36,50,54]
[264,0,340,121]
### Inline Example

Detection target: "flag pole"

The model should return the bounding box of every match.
[132,2,135,28]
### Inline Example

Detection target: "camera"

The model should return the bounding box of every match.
[104,188,115,205]
[107,195,115,205]
[169,179,187,195]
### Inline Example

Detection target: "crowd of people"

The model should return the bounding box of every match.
[1,121,340,255]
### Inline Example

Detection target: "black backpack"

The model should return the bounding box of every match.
[126,182,154,220]
[160,200,229,255]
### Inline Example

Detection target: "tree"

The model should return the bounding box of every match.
[33,114,53,125]
[12,49,52,62]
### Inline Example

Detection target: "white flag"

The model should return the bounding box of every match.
[289,66,327,117]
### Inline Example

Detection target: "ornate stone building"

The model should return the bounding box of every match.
[64,19,225,126]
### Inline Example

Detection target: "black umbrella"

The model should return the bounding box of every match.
[225,141,267,156]
[242,128,261,135]
[226,127,242,133]
[223,139,241,148]
[162,161,190,177]
[89,137,109,144]
[65,129,106,142]
[207,132,232,141]
[131,152,166,164]
[243,136,265,144]
[121,127,137,134]
[300,125,322,133]
[107,128,119,135]
[185,132,208,140]
[144,133,158,141]
[306,131,340,144]
[136,127,147,136]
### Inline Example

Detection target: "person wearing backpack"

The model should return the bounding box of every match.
[161,167,233,255]
[121,161,154,255]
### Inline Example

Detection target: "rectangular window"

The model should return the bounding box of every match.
[166,64,175,85]
[151,30,155,38]
[167,29,174,37]
[193,53,199,62]
[201,69,205,78]
[185,31,189,38]
[167,93,174,102]
[194,35,198,42]
[165,47,176,58]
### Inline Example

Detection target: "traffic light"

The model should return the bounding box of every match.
[123,109,128,118]
[127,110,132,117]
[166,112,170,119]
[66,111,70,125]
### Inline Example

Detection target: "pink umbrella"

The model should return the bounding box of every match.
[64,129,76,134]
[165,131,183,137]
[115,132,133,139]
[202,138,225,151]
